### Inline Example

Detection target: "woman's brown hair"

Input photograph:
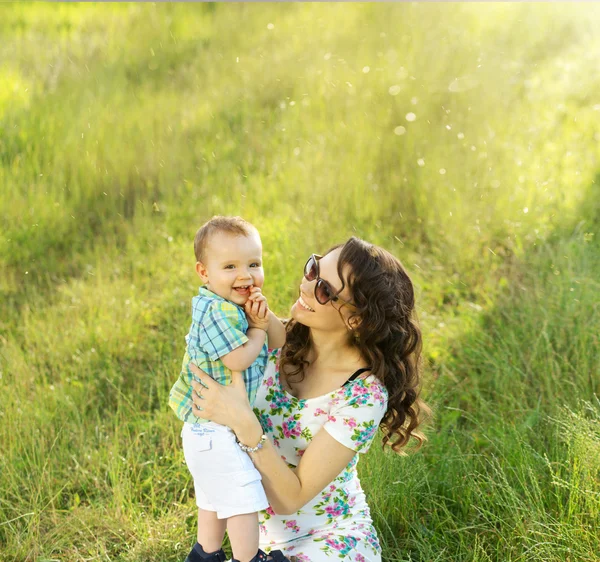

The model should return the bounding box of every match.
[280,237,430,454]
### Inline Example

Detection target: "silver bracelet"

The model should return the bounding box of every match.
[237,433,267,453]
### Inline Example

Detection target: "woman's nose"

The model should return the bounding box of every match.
[300,278,314,295]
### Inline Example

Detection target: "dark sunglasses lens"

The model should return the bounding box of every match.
[305,256,317,281]
[315,279,333,305]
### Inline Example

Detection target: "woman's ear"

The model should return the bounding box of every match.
[195,261,209,284]
[347,314,361,331]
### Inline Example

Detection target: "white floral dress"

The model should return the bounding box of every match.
[253,350,389,561]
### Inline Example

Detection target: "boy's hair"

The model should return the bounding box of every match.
[194,216,258,262]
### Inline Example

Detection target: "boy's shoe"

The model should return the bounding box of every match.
[231,549,290,562]
[185,542,227,562]
[266,551,291,562]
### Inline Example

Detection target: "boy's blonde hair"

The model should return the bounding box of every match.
[194,216,258,262]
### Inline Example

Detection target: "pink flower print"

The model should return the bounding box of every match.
[329,484,336,492]
[327,415,336,423]
[325,504,343,517]
[295,555,310,562]
[314,408,327,417]
[365,530,381,552]
[283,519,300,533]
[356,555,366,562]
[265,506,275,516]
[322,497,351,520]
[373,389,387,406]
[282,418,302,438]
[332,536,358,555]
[297,448,306,457]
[259,523,267,535]
[343,417,357,429]
[325,538,345,551]
[265,376,274,387]
[273,438,280,448]
[258,412,273,432]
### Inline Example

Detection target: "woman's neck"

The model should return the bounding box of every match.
[306,328,364,372]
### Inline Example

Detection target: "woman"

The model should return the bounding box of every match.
[189,237,428,561]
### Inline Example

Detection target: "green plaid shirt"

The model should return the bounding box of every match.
[169,287,269,424]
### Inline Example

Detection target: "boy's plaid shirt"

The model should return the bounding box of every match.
[169,286,269,424]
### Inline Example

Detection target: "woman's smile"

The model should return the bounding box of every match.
[296,295,315,312]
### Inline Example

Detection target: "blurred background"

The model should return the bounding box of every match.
[1,3,599,561]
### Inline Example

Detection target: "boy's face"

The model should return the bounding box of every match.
[196,230,264,306]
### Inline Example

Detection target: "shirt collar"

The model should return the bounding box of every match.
[198,286,244,310]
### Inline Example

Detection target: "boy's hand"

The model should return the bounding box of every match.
[245,286,270,331]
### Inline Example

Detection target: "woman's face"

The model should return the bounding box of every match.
[290,248,356,333]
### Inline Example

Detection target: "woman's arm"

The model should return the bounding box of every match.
[265,311,286,350]
[189,365,355,515]
[235,411,355,515]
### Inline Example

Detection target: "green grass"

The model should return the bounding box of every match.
[1,3,599,561]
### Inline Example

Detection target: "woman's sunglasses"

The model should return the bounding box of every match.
[304,254,354,306]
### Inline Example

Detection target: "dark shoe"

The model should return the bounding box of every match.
[185,542,227,562]
[232,549,291,562]
[268,551,291,562]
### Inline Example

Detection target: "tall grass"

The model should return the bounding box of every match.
[1,3,599,561]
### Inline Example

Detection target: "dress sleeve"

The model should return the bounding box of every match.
[323,377,388,454]
[195,300,249,362]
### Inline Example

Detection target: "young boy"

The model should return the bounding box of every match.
[169,216,286,562]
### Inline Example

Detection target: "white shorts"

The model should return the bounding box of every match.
[181,421,269,519]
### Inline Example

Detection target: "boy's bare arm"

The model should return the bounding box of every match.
[221,286,278,371]
[266,311,286,349]
[220,328,267,372]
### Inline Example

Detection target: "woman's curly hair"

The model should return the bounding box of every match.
[280,237,430,454]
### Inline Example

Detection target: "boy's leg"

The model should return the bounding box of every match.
[227,512,259,562]
[197,508,227,554]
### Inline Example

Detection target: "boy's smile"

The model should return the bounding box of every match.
[196,231,264,306]
[233,285,252,298]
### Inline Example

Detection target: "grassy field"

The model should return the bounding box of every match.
[1,3,599,561]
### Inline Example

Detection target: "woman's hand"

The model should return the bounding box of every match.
[189,363,255,431]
